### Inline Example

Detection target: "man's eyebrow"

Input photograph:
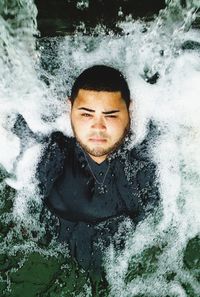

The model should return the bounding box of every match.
[102,110,120,115]
[78,107,120,114]
[78,107,95,112]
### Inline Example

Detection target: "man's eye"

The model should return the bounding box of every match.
[81,113,92,117]
[106,115,117,118]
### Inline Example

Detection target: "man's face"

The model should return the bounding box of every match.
[70,89,130,163]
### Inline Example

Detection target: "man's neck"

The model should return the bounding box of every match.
[88,154,108,164]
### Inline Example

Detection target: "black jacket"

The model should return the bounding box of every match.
[36,130,160,274]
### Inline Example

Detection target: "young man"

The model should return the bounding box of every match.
[36,65,160,276]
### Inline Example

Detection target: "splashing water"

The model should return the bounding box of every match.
[0,0,200,296]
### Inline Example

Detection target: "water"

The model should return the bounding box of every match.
[0,0,200,296]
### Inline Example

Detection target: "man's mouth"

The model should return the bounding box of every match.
[89,137,107,143]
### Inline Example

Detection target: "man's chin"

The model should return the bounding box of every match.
[76,132,129,158]
[85,146,110,157]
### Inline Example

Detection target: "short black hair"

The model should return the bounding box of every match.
[70,65,130,108]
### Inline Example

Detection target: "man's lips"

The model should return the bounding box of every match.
[89,138,107,142]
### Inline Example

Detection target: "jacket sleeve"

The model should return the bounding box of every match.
[11,114,67,199]
[128,136,161,224]
[134,159,160,223]
[36,132,66,198]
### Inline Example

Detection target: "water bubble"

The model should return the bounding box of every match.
[76,0,89,10]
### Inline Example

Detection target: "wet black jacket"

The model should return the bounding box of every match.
[36,131,160,274]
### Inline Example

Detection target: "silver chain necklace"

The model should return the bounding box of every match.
[82,149,111,194]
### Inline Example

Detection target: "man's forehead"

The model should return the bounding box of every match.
[74,89,125,108]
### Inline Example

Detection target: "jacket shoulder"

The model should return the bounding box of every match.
[36,132,74,197]
[127,139,160,218]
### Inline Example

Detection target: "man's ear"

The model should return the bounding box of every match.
[129,100,134,112]
[66,98,72,111]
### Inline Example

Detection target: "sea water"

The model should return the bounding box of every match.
[0,0,200,296]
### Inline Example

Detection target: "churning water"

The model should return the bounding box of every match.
[0,0,200,296]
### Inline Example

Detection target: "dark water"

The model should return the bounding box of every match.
[35,0,166,36]
[0,0,200,296]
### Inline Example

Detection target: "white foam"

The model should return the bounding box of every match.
[1,0,200,296]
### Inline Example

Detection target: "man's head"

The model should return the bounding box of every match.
[69,65,131,163]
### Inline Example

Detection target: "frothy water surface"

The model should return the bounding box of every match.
[0,0,200,296]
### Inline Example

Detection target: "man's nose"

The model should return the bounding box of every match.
[91,117,106,130]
